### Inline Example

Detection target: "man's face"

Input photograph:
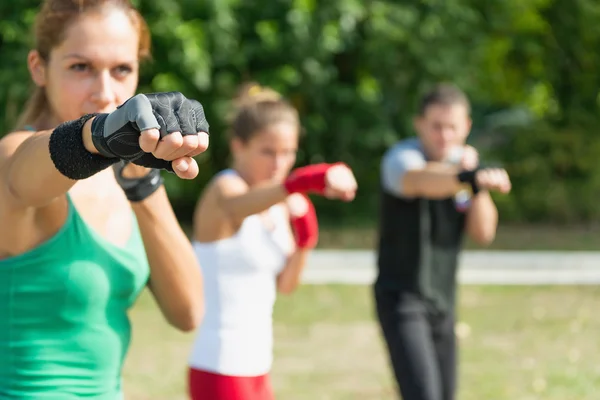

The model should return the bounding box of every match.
[414,103,472,161]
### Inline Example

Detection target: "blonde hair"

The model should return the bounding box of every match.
[228,82,299,142]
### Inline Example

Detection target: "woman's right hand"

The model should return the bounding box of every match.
[323,163,357,201]
[85,91,210,179]
[282,162,357,201]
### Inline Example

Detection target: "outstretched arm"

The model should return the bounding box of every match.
[2,92,209,209]
[217,163,357,226]
[215,175,288,224]
[0,118,105,209]
[382,143,511,200]
[381,143,468,199]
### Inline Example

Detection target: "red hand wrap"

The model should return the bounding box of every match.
[283,163,336,194]
[290,195,319,249]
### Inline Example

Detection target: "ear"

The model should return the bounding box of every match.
[28,50,47,87]
[463,117,473,140]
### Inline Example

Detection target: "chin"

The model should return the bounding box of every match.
[428,151,445,162]
[273,172,288,183]
[439,147,455,159]
[83,106,117,115]
[253,174,277,185]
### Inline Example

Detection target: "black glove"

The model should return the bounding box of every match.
[90,92,209,172]
[457,168,481,195]
[112,161,164,202]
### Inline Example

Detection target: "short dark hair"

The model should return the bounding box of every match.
[417,83,471,116]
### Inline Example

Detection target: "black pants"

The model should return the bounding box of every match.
[374,287,457,400]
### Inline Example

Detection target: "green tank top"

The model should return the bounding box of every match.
[0,194,150,399]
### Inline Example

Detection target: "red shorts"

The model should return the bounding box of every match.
[188,367,275,400]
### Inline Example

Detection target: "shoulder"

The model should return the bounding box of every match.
[0,131,39,203]
[204,169,249,200]
[0,131,37,165]
[383,138,424,160]
[1,130,39,145]
[381,138,426,171]
[380,138,427,197]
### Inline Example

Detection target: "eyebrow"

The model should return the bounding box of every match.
[62,53,138,64]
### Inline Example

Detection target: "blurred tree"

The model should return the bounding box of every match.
[1,0,599,224]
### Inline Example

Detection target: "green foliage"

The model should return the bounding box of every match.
[494,120,600,223]
[1,0,600,223]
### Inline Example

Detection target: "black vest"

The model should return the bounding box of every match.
[376,187,467,312]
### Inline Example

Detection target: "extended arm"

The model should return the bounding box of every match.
[217,177,289,223]
[0,118,108,209]
[381,143,469,199]
[277,250,310,294]
[217,162,350,224]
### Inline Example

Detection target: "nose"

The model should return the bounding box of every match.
[90,70,116,111]
[440,127,456,144]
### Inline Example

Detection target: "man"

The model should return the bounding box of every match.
[374,83,511,400]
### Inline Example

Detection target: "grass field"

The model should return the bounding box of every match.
[122,284,600,400]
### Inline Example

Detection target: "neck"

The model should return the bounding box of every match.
[231,163,257,187]
[420,141,458,163]
[32,111,61,132]
[419,144,441,162]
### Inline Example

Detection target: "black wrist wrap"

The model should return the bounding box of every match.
[113,162,164,202]
[89,113,116,158]
[49,114,119,180]
[457,168,481,195]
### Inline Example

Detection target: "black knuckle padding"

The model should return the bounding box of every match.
[91,91,210,173]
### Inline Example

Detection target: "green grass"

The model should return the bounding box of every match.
[122,284,600,400]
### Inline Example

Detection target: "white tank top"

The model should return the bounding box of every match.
[188,170,293,376]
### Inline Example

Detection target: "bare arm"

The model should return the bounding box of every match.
[402,164,470,199]
[381,143,468,199]
[216,175,288,224]
[1,130,76,209]
[277,249,310,294]
[0,119,103,209]
[465,191,498,245]
[133,185,204,332]
[215,161,359,225]
[207,176,310,293]
[464,168,511,245]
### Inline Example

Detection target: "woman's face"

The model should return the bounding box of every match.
[232,121,299,185]
[29,7,140,124]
